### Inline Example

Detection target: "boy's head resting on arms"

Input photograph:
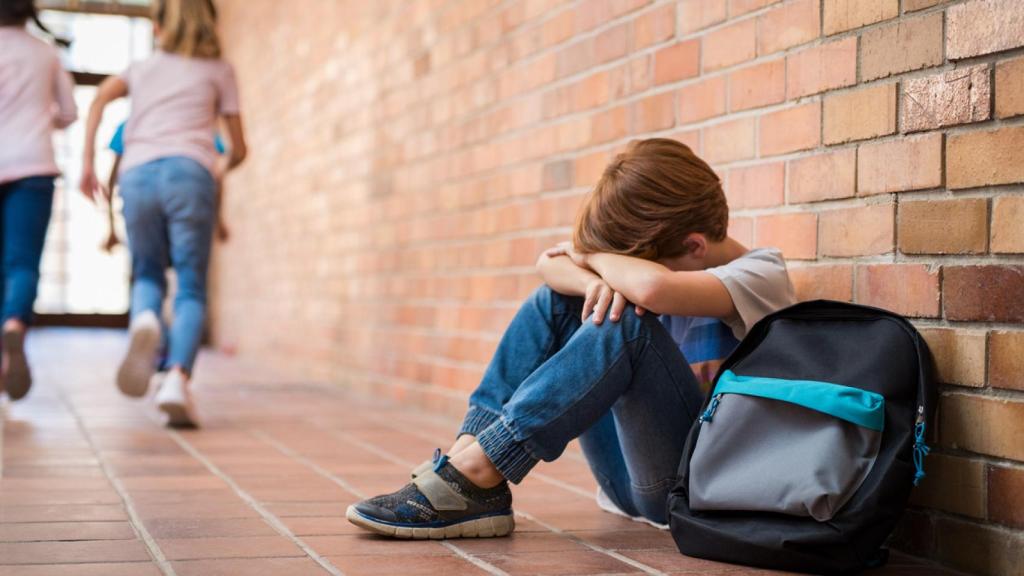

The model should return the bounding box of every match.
[573,138,730,272]
[152,0,220,58]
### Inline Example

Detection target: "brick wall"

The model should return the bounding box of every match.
[212,1,1024,572]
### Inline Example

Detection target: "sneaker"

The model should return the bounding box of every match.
[595,487,669,530]
[3,328,31,400]
[346,455,515,539]
[154,370,197,428]
[410,448,442,479]
[117,311,161,397]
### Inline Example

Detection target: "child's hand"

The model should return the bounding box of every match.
[545,241,589,269]
[79,166,103,203]
[583,279,645,324]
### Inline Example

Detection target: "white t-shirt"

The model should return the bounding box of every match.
[705,247,796,340]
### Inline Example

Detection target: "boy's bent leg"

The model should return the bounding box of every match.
[460,285,583,436]
[475,305,703,492]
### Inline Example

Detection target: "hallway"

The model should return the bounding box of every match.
[0,330,960,575]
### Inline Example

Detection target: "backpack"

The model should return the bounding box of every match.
[667,300,937,575]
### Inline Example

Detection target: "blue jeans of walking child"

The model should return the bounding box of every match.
[460,285,705,525]
[119,157,215,373]
[0,176,54,324]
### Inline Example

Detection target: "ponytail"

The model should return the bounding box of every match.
[0,0,71,47]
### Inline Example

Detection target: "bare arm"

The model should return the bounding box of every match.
[52,63,78,129]
[536,252,600,297]
[585,253,736,319]
[80,76,127,201]
[213,114,247,180]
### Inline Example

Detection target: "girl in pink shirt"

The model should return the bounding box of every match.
[80,0,247,427]
[0,0,78,401]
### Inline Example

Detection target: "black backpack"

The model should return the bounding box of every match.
[668,300,937,575]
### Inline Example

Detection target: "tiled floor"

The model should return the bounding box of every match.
[0,328,963,576]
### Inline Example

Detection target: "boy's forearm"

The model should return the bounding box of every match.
[586,253,669,306]
[537,254,600,296]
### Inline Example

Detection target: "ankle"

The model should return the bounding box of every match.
[3,318,25,334]
[449,445,505,489]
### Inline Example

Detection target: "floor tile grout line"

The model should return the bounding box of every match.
[165,430,345,576]
[251,429,511,576]
[53,392,176,576]
[321,426,666,576]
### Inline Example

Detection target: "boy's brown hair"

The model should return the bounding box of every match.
[573,138,728,260]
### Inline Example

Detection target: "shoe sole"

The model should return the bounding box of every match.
[3,331,31,400]
[345,506,514,539]
[158,399,197,428]
[117,324,160,397]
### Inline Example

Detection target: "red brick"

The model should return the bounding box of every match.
[756,0,820,55]
[787,148,856,204]
[678,0,727,34]
[909,454,987,518]
[819,202,895,257]
[989,465,1024,529]
[899,198,988,255]
[934,514,1024,576]
[725,162,784,208]
[860,12,943,81]
[729,216,754,246]
[941,393,1024,461]
[947,126,1024,189]
[542,160,573,191]
[995,56,1024,119]
[919,328,987,387]
[590,105,629,144]
[631,4,675,49]
[854,264,940,317]
[822,0,898,35]
[671,128,701,152]
[789,264,853,302]
[989,330,1024,391]
[785,37,857,99]
[901,65,991,133]
[703,117,756,164]
[630,91,675,133]
[678,76,726,124]
[574,150,609,187]
[905,0,943,10]
[823,83,896,144]
[758,102,821,157]
[728,59,785,111]
[653,40,700,85]
[753,212,817,259]
[947,0,1024,59]
[943,265,1024,323]
[702,19,757,72]
[594,23,629,64]
[992,196,1024,254]
[857,133,943,195]
[729,0,778,16]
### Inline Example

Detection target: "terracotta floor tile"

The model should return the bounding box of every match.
[280,516,367,536]
[452,531,588,554]
[0,562,162,575]
[300,534,450,556]
[569,529,677,551]
[0,504,127,523]
[327,553,491,575]
[475,549,642,575]
[142,517,277,539]
[156,535,303,560]
[0,522,135,542]
[170,557,328,576]
[0,539,150,564]
[620,549,746,574]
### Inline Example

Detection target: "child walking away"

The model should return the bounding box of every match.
[346,139,796,539]
[0,0,78,400]
[79,0,246,427]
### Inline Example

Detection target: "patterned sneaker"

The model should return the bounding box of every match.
[346,455,514,539]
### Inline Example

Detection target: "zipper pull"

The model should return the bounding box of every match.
[699,394,723,423]
[912,405,929,486]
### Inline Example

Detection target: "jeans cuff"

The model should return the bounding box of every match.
[458,406,500,437]
[476,418,537,484]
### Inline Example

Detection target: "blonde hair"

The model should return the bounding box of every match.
[153,0,220,58]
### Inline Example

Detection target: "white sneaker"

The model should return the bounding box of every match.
[154,370,197,427]
[595,487,670,531]
[117,311,161,397]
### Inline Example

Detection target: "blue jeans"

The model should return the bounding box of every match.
[461,285,704,524]
[120,157,215,373]
[0,176,54,324]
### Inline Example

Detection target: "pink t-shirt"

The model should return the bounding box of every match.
[119,51,239,174]
[0,27,78,185]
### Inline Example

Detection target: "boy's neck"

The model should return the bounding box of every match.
[702,236,749,269]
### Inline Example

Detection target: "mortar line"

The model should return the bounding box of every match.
[251,428,509,576]
[54,392,175,576]
[323,426,666,576]
[166,430,344,576]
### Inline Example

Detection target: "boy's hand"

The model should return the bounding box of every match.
[583,278,646,325]
[544,241,589,269]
